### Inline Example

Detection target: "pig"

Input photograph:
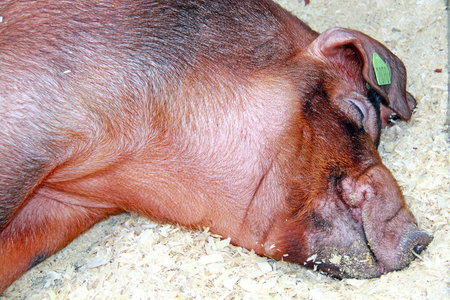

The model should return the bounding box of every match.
[0,0,432,293]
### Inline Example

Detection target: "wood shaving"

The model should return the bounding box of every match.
[2,0,448,299]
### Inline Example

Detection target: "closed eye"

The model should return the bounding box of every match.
[350,102,364,121]
[346,98,368,131]
[340,92,383,145]
[348,98,367,121]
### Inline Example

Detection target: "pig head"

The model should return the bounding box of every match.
[256,27,432,278]
[0,0,431,292]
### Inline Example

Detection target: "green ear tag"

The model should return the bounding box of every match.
[372,52,391,86]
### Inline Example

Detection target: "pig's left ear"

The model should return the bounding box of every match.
[308,28,415,127]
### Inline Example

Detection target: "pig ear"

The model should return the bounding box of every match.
[308,28,415,127]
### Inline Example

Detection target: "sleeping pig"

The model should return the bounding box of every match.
[0,0,432,292]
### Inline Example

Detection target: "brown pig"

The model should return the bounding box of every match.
[0,0,432,292]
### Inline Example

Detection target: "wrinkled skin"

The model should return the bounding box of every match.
[0,0,431,292]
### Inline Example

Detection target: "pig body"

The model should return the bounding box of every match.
[0,0,431,292]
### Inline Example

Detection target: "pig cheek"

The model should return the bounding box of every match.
[291,197,381,278]
[267,210,339,265]
[264,217,311,263]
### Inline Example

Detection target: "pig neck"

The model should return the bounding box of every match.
[44,67,303,253]
[136,70,300,251]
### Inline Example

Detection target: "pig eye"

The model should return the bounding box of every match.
[346,98,367,131]
[350,102,364,122]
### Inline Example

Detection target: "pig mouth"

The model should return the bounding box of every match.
[305,205,384,279]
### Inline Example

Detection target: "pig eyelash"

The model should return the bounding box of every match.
[345,97,368,130]
[347,95,368,119]
[349,101,365,122]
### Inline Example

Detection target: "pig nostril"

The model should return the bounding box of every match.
[412,244,426,255]
[402,231,433,259]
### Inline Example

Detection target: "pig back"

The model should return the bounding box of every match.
[0,0,317,135]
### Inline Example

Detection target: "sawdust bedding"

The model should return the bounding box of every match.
[1,0,449,299]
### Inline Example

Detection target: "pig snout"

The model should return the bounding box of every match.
[339,165,432,276]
